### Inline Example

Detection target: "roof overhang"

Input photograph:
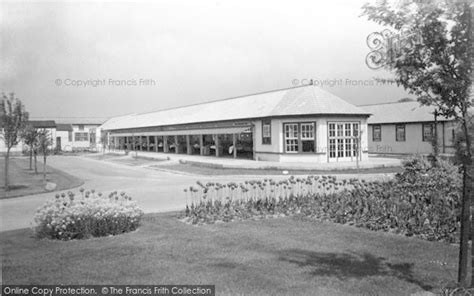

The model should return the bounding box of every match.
[109,126,252,137]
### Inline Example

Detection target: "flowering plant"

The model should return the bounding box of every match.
[34,189,143,240]
[180,157,462,243]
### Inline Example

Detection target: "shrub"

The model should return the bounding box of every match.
[396,155,461,189]
[34,189,143,240]
[180,157,462,243]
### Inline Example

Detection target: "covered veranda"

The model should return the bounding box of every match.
[108,126,254,159]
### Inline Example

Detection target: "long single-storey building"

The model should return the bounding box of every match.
[361,101,458,155]
[100,85,371,163]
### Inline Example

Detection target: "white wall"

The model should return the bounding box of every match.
[55,130,72,151]
[254,116,369,163]
[70,124,99,149]
[368,121,457,155]
[0,127,57,155]
[0,133,23,155]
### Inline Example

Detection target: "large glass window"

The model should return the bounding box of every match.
[283,122,316,153]
[396,124,406,142]
[328,122,360,160]
[262,120,271,145]
[372,125,381,142]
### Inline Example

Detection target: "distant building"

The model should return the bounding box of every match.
[55,124,73,151]
[361,101,459,155]
[100,85,371,163]
[0,120,57,155]
[41,118,105,152]
[0,118,106,155]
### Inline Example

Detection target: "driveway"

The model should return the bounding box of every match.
[0,155,394,232]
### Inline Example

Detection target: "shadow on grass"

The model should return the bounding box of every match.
[278,249,433,291]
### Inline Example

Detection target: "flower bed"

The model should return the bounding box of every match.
[34,189,144,240]
[180,157,462,243]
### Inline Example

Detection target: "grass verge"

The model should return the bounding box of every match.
[0,157,83,199]
[0,213,458,295]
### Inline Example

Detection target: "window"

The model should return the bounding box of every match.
[345,123,351,137]
[329,139,336,158]
[68,131,72,142]
[337,123,344,137]
[396,124,405,142]
[353,123,359,137]
[262,120,272,145]
[422,123,433,142]
[284,122,316,153]
[373,125,382,142]
[329,123,336,138]
[74,132,88,142]
[284,123,299,153]
[328,122,360,159]
[301,123,315,152]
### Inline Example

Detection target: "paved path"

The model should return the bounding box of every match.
[0,156,395,232]
[107,149,403,170]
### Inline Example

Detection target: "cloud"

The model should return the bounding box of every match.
[0,0,408,118]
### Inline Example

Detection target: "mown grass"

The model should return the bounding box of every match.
[0,157,83,199]
[0,212,459,295]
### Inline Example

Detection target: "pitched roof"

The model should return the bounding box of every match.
[360,101,453,124]
[30,117,107,125]
[101,85,370,131]
[27,120,57,128]
[56,123,73,131]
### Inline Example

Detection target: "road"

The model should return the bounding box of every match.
[0,155,394,232]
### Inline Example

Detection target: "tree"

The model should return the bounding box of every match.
[362,0,473,286]
[454,114,474,166]
[21,125,40,170]
[33,140,38,174]
[37,129,51,183]
[0,93,29,191]
[100,131,108,154]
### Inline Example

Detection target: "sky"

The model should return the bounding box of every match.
[0,0,412,119]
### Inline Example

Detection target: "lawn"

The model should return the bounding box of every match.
[151,162,402,175]
[0,157,83,199]
[0,212,459,295]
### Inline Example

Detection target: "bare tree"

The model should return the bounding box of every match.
[0,93,29,191]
